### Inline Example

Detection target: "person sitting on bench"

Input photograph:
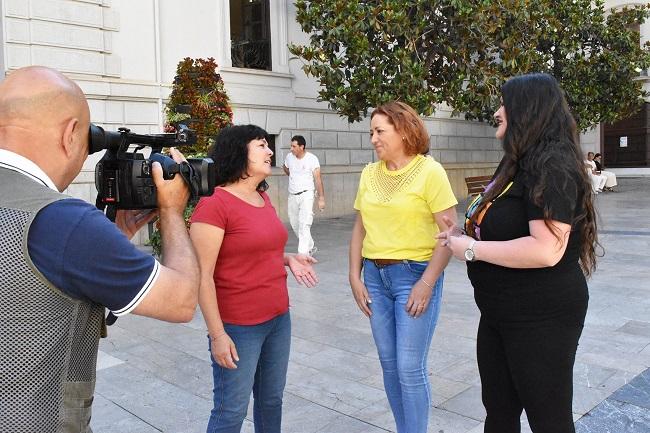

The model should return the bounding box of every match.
[585,152,607,193]
[593,153,617,191]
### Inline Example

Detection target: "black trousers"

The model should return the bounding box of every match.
[477,302,587,433]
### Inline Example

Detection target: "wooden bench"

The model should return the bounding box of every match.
[465,175,492,196]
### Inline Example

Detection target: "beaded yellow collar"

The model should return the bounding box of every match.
[367,155,427,203]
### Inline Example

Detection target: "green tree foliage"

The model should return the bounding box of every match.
[289,0,650,130]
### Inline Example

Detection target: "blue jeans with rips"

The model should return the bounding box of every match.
[364,259,444,433]
[206,311,291,433]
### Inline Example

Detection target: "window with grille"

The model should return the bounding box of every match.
[230,0,272,71]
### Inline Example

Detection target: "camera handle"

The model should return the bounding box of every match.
[150,153,181,179]
[150,153,201,201]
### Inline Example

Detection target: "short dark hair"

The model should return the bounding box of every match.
[594,153,602,158]
[208,124,269,192]
[291,135,306,148]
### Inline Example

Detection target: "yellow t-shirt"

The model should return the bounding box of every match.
[353,154,458,261]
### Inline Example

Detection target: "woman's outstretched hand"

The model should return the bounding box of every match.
[287,254,319,287]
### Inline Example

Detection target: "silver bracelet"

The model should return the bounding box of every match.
[420,278,433,289]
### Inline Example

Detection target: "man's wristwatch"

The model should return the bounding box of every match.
[464,239,477,262]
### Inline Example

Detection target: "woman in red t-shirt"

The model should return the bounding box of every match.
[190,125,318,433]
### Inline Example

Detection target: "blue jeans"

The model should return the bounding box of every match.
[207,312,291,433]
[364,259,444,433]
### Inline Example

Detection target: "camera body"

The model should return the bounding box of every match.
[90,124,215,212]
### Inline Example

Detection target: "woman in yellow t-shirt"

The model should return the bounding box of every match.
[349,101,458,433]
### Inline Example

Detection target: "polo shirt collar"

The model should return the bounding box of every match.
[0,149,59,192]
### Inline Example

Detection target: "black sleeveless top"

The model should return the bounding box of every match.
[466,167,588,321]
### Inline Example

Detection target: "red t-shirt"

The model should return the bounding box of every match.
[190,188,289,325]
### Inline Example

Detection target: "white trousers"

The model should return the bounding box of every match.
[288,191,315,254]
[590,173,607,192]
[601,170,617,188]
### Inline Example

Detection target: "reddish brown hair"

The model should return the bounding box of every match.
[371,101,430,155]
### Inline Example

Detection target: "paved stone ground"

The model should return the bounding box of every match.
[92,178,650,433]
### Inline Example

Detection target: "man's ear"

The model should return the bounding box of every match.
[61,117,79,157]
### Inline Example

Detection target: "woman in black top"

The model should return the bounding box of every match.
[438,73,598,433]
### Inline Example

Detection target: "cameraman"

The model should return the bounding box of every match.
[0,66,199,432]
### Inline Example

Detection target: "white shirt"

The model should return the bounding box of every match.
[0,149,59,192]
[284,152,320,194]
[585,160,597,171]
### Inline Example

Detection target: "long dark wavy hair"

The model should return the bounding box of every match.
[208,124,269,192]
[472,73,598,276]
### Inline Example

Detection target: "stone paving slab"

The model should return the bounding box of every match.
[576,368,650,433]
[91,178,650,432]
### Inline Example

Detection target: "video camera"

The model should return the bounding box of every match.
[89,124,216,220]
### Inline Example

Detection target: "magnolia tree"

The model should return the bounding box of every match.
[289,0,650,130]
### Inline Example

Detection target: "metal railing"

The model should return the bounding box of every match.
[231,39,271,70]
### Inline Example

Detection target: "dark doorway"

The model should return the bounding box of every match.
[602,103,650,168]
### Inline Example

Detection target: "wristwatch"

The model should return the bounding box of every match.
[464,239,477,262]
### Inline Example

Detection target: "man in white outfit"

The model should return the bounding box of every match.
[283,135,325,255]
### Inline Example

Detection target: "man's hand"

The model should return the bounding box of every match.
[151,147,190,214]
[130,147,198,322]
[115,209,158,240]
[313,168,325,212]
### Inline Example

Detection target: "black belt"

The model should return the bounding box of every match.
[291,190,309,195]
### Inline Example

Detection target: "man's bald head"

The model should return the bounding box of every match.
[0,66,88,129]
[0,66,91,191]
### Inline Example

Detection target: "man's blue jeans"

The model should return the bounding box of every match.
[364,259,444,433]
[206,312,291,433]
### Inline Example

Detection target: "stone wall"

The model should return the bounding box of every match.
[3,0,119,76]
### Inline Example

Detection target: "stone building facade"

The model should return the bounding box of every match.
[0,0,643,243]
